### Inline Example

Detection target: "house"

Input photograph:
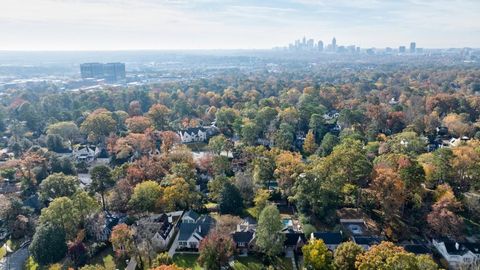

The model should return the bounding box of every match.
[433,239,480,269]
[134,214,175,251]
[340,218,382,250]
[176,211,215,251]
[0,181,20,194]
[351,236,381,250]
[86,211,126,242]
[283,229,307,257]
[322,110,340,121]
[232,231,255,254]
[231,218,257,254]
[237,217,257,232]
[177,126,219,144]
[436,126,449,137]
[73,145,101,163]
[403,244,432,255]
[389,97,399,105]
[311,232,344,251]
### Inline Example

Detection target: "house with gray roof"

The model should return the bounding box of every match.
[176,211,215,251]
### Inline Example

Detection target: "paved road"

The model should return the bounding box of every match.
[0,247,29,270]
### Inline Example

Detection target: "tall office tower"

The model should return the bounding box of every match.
[80,63,104,79]
[307,39,314,49]
[399,46,406,53]
[332,37,337,52]
[103,63,126,81]
[318,40,324,52]
[80,62,126,82]
[410,42,416,53]
[302,36,307,46]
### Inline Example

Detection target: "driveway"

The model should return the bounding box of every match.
[0,247,29,270]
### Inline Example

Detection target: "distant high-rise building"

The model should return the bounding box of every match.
[410,42,416,53]
[332,37,337,52]
[307,39,314,49]
[80,63,104,79]
[302,36,307,46]
[399,46,406,53]
[80,62,125,82]
[318,40,324,52]
[104,63,126,81]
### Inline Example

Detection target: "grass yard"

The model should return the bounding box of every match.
[233,255,294,270]
[172,254,202,270]
[233,256,264,270]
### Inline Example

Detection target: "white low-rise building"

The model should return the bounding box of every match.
[433,239,480,269]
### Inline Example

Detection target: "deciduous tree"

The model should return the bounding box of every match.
[256,205,285,257]
[197,232,235,270]
[302,239,333,270]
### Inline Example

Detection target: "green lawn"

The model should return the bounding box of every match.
[233,255,293,270]
[233,256,264,270]
[172,254,202,270]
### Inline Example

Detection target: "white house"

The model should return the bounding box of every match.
[177,128,207,143]
[73,145,101,163]
[433,239,480,269]
[176,211,215,251]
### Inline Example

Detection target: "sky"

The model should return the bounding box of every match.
[1,0,480,50]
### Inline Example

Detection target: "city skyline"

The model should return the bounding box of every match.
[1,0,480,50]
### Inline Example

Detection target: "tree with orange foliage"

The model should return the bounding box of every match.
[125,116,152,133]
[160,131,181,153]
[113,133,155,160]
[303,130,318,155]
[147,104,172,130]
[110,224,134,259]
[427,184,464,238]
[370,165,405,220]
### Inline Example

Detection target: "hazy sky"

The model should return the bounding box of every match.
[1,0,479,50]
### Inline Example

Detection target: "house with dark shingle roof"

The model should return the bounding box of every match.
[176,211,215,251]
[433,240,480,269]
[310,232,344,251]
[351,236,381,250]
[403,244,432,255]
[231,217,257,254]
[283,229,307,257]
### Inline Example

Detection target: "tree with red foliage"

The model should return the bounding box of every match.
[68,241,88,267]
[197,232,235,270]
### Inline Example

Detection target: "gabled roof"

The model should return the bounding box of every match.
[178,223,197,241]
[178,214,215,241]
[312,232,343,245]
[284,230,307,246]
[463,243,480,255]
[403,244,431,255]
[136,213,174,240]
[352,236,381,246]
[444,242,469,255]
[183,210,200,221]
[232,231,254,244]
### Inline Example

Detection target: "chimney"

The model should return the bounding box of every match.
[455,242,460,250]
